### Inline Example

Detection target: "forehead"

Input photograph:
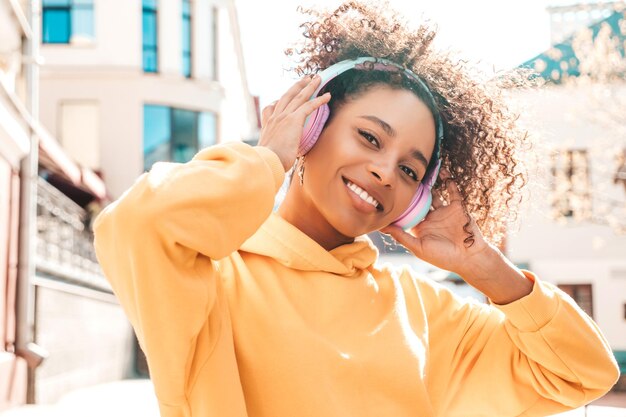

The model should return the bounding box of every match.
[339,86,437,153]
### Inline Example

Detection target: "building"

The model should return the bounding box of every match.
[547,1,622,44]
[509,2,626,389]
[38,0,259,199]
[1,0,124,410]
[10,0,259,406]
[0,0,32,410]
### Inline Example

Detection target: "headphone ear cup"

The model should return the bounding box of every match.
[298,104,330,156]
[392,159,441,230]
[392,185,432,230]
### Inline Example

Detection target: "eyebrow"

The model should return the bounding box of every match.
[358,115,396,138]
[358,114,429,168]
[411,150,429,169]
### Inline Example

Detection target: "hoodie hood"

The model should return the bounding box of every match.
[240,213,378,276]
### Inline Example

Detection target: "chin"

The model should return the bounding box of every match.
[327,212,384,238]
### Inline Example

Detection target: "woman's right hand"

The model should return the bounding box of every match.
[258,75,331,171]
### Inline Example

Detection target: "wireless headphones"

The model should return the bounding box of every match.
[298,57,444,230]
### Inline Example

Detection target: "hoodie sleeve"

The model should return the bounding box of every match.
[92,142,285,410]
[418,271,619,417]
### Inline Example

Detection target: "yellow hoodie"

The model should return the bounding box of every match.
[93,142,618,417]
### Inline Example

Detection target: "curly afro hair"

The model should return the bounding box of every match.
[285,1,530,246]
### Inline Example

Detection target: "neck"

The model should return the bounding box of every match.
[277,180,354,251]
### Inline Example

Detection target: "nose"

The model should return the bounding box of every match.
[369,161,395,188]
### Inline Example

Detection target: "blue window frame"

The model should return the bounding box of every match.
[42,0,94,44]
[143,0,158,73]
[182,0,192,77]
[144,105,217,171]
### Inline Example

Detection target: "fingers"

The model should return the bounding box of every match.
[436,168,463,204]
[274,75,319,115]
[379,225,422,255]
[283,75,324,114]
[261,101,277,128]
[431,189,444,209]
[445,179,463,203]
[297,92,331,117]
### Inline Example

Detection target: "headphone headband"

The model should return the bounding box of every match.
[307,57,444,161]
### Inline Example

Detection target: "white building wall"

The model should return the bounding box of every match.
[41,0,140,68]
[193,2,217,81]
[39,0,258,199]
[507,84,626,350]
[159,0,182,77]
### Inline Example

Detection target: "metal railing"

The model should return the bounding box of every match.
[35,177,111,292]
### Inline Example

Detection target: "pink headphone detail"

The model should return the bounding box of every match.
[298,57,444,230]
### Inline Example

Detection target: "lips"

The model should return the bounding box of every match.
[342,176,385,212]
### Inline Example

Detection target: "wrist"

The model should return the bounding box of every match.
[263,146,291,172]
[457,242,503,282]
[458,245,533,305]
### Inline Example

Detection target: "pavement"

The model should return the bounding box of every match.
[2,379,159,417]
[2,379,625,417]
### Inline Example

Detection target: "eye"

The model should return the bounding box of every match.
[400,165,419,182]
[358,129,380,148]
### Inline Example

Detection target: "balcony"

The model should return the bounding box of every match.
[36,177,110,292]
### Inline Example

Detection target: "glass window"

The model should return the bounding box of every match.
[143,0,158,73]
[558,284,593,318]
[551,149,591,218]
[143,105,171,171]
[172,109,197,163]
[144,105,218,170]
[615,149,626,192]
[43,8,71,43]
[182,0,192,78]
[198,112,217,149]
[42,0,94,44]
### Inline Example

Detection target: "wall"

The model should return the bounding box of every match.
[507,84,626,350]
[33,281,134,404]
[38,0,258,199]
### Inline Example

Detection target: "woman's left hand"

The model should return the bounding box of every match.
[381,170,492,276]
[380,170,533,304]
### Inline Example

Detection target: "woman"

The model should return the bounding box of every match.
[93,2,618,416]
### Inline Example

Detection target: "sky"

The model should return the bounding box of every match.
[235,0,558,107]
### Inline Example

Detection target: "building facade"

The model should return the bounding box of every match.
[38,0,259,199]
[0,0,32,410]
[510,3,626,389]
[2,0,121,409]
[16,0,260,406]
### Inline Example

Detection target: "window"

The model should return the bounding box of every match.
[42,0,94,44]
[142,0,158,73]
[182,0,192,78]
[558,284,593,318]
[615,149,626,192]
[144,105,217,171]
[551,149,591,218]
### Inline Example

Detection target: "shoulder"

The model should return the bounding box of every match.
[372,261,494,319]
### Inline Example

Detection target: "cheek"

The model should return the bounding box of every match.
[393,184,421,217]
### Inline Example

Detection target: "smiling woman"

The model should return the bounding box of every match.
[93,1,619,417]
[279,86,437,244]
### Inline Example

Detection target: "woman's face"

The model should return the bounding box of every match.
[303,85,437,237]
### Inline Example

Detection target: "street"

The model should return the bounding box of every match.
[3,379,625,417]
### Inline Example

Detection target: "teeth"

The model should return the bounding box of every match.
[346,180,380,208]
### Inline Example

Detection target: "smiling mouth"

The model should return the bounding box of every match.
[342,177,384,212]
